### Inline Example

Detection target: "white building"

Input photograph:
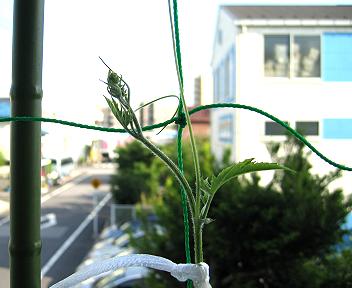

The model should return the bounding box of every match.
[211,5,352,191]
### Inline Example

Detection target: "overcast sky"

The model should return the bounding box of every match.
[1,0,351,123]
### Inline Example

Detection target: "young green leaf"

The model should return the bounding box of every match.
[104,97,121,123]
[201,218,215,225]
[208,158,293,195]
[200,177,211,194]
[104,97,119,119]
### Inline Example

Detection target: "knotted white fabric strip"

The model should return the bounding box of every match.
[50,254,211,288]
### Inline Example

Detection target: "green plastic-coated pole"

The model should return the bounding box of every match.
[9,0,45,287]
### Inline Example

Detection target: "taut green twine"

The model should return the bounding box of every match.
[171,0,193,286]
[168,0,193,287]
[0,116,174,133]
[172,0,184,87]
[2,103,352,172]
[176,101,192,272]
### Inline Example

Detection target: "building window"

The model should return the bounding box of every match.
[224,55,230,100]
[213,71,217,102]
[264,35,290,77]
[296,121,319,136]
[264,34,321,78]
[217,29,223,45]
[214,47,236,103]
[216,68,221,101]
[219,114,233,143]
[293,36,320,77]
[265,121,288,136]
[229,47,236,102]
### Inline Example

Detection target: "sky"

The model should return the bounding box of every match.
[1,0,352,124]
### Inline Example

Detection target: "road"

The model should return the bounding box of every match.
[0,166,114,288]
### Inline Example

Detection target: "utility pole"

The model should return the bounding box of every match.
[10,0,45,287]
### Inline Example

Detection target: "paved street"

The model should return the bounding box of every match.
[0,166,114,288]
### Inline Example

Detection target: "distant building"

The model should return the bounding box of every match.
[93,106,131,159]
[139,102,155,127]
[182,76,210,139]
[211,5,352,191]
[194,76,202,107]
[95,107,119,128]
[137,100,178,144]
[182,107,210,139]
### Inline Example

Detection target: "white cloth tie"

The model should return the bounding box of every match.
[50,254,211,288]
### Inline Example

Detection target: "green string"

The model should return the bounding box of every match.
[172,0,184,87]
[2,103,352,173]
[176,100,192,272]
[0,115,173,133]
[1,103,352,172]
[171,1,193,287]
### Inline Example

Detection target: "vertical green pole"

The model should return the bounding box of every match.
[9,0,45,287]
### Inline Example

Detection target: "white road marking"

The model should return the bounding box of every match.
[41,213,57,230]
[41,193,112,278]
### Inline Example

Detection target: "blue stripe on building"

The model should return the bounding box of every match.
[0,99,11,118]
[323,33,352,82]
[323,119,352,139]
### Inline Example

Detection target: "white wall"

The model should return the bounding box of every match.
[212,26,352,193]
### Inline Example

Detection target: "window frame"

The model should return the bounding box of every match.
[264,120,290,136]
[264,34,291,78]
[295,121,320,136]
[263,119,321,140]
[213,46,236,103]
[264,32,322,80]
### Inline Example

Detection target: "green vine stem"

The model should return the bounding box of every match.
[168,0,203,263]
[138,136,196,215]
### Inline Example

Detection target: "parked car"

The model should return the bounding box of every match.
[97,222,139,247]
[336,212,352,252]
[50,156,74,182]
[76,247,134,273]
[76,266,148,288]
[89,231,144,260]
[76,219,160,287]
[94,266,149,288]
